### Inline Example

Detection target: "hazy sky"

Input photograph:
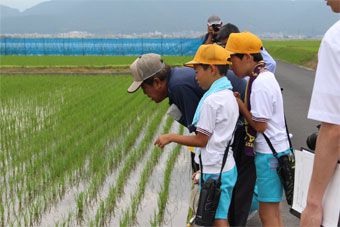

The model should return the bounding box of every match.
[0,0,326,12]
[0,0,50,11]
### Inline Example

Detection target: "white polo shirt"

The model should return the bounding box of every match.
[194,89,239,174]
[250,71,290,154]
[308,20,340,125]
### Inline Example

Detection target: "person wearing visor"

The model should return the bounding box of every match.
[203,15,223,44]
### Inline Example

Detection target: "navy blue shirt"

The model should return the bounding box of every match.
[167,67,205,132]
[167,67,247,132]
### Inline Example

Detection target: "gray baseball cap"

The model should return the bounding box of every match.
[208,15,222,25]
[127,53,165,93]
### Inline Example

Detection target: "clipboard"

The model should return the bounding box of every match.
[290,147,340,227]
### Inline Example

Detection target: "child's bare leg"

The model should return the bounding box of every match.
[214,218,229,227]
[278,203,283,226]
[259,202,283,227]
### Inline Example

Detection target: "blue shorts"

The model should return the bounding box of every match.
[200,166,237,219]
[255,149,292,202]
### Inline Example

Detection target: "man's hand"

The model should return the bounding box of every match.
[191,170,201,185]
[154,134,173,148]
[207,25,214,35]
[233,92,241,99]
[207,25,219,36]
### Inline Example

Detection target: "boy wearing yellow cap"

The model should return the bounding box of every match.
[225,32,292,227]
[155,44,239,226]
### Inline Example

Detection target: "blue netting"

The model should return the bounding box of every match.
[0,38,203,56]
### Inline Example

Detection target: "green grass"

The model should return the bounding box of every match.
[0,56,193,68]
[263,40,321,67]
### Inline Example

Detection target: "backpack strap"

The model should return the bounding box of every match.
[199,122,238,185]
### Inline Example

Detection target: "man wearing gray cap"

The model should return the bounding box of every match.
[128,54,206,172]
[202,15,223,44]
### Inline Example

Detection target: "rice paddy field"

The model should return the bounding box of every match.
[0,74,193,226]
[0,40,320,226]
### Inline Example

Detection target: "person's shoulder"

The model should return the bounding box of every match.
[205,89,234,104]
[323,20,340,47]
[253,71,278,89]
[257,71,275,81]
[170,67,195,78]
[326,20,340,35]
[168,67,195,86]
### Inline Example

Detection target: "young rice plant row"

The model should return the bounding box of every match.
[0,74,191,226]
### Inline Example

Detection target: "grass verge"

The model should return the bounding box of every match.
[263,40,321,69]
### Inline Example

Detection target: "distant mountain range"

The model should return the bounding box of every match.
[0,0,339,38]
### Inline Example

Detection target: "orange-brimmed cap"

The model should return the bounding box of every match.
[184,44,232,67]
[226,31,262,54]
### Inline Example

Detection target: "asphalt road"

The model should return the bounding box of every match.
[246,60,320,227]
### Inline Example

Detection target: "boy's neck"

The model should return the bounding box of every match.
[208,74,224,89]
[248,61,259,76]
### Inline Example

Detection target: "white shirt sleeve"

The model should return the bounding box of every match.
[196,100,216,137]
[250,79,273,122]
[308,20,340,125]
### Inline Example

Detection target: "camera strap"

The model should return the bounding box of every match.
[199,122,238,185]
[263,115,293,159]
[262,133,279,160]
[284,116,293,151]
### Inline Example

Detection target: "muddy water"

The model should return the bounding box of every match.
[132,122,180,227]
[39,114,161,226]
[162,130,193,226]
[108,115,173,226]
[39,180,87,226]
[14,116,194,226]
[127,122,193,227]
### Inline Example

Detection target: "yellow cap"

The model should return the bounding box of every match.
[226,31,262,54]
[184,44,232,67]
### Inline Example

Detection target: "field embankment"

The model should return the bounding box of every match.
[0,56,193,73]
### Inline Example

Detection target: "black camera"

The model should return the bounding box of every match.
[306,124,321,150]
[211,24,220,32]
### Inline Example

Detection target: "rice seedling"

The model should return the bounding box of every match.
[76,192,85,216]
